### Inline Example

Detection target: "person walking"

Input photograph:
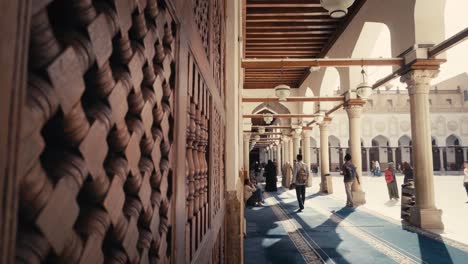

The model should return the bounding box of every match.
[264,160,277,192]
[384,162,400,200]
[342,154,357,207]
[292,154,309,212]
[464,161,468,203]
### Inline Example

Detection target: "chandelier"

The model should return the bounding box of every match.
[356,68,373,99]
[320,0,355,18]
[263,113,273,124]
[275,84,291,101]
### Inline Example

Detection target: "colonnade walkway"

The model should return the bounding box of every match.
[244,186,468,264]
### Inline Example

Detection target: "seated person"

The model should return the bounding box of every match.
[244,179,263,206]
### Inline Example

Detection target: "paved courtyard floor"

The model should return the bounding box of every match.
[319,174,468,245]
[244,178,468,264]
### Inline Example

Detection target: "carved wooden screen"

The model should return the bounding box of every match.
[16,0,177,262]
[3,0,227,263]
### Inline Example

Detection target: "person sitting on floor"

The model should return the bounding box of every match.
[244,179,262,206]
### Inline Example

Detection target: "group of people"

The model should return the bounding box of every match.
[245,156,468,211]
[244,160,278,207]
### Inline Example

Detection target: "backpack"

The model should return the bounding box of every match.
[297,163,308,184]
[385,169,394,183]
[343,164,356,182]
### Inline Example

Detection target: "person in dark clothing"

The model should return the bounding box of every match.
[341,154,357,207]
[264,160,277,192]
[402,162,414,183]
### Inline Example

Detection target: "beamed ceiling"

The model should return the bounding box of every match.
[243,0,367,89]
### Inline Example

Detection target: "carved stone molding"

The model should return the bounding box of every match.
[401,70,439,95]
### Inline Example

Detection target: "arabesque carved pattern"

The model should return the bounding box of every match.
[193,0,210,54]
[17,0,176,262]
[211,0,225,99]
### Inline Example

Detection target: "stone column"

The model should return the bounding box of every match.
[401,69,444,230]
[439,147,445,171]
[289,136,294,165]
[319,118,332,193]
[276,142,282,176]
[345,99,366,205]
[391,147,397,163]
[366,147,371,175]
[292,131,301,158]
[243,134,250,179]
[303,130,312,187]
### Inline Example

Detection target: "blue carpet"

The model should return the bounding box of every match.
[244,188,468,264]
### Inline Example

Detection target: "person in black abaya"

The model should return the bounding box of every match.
[265,160,277,192]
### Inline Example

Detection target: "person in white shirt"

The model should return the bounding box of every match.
[464,161,468,203]
[292,154,310,212]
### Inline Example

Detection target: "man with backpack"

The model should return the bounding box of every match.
[342,154,357,207]
[292,154,310,212]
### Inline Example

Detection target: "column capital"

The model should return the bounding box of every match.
[319,117,332,129]
[243,133,251,141]
[302,130,312,138]
[400,69,439,95]
[292,131,301,139]
[344,99,365,119]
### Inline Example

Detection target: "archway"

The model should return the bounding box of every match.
[329,135,341,172]
[445,134,463,170]
[309,137,319,167]
[371,135,391,169]
[398,135,412,167]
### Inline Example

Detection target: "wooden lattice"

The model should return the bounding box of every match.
[16,0,176,262]
[185,53,211,262]
[211,0,225,99]
[193,0,210,55]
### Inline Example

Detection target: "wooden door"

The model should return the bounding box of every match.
[0,0,227,263]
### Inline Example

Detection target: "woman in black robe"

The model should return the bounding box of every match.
[265,160,277,192]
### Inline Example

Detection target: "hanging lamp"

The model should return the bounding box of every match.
[274,60,291,101]
[356,67,373,99]
[320,0,355,18]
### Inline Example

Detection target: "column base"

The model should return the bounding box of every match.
[409,207,444,231]
[306,175,313,187]
[320,176,333,194]
[352,190,366,206]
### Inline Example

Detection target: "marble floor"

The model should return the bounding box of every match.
[244,180,468,264]
[324,174,468,245]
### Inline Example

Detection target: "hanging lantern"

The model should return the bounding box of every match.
[258,127,265,134]
[314,112,325,124]
[263,113,273,124]
[356,69,373,99]
[274,84,291,101]
[254,135,260,141]
[320,0,355,18]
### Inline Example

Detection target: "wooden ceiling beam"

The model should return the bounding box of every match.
[247,31,333,35]
[246,16,337,22]
[250,125,313,130]
[244,114,318,118]
[246,50,320,54]
[247,42,326,46]
[243,83,299,89]
[248,25,338,31]
[247,7,327,15]
[242,96,345,102]
[246,36,329,40]
[247,3,322,8]
[242,58,404,68]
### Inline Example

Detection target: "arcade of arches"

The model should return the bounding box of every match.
[0,0,467,263]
